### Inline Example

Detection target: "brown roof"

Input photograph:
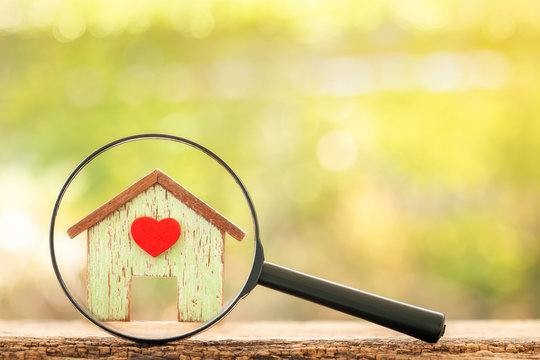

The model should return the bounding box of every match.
[67,169,245,241]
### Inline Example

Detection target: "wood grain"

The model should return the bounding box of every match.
[67,169,245,241]
[0,320,538,359]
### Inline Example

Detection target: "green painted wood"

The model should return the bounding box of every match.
[87,184,224,322]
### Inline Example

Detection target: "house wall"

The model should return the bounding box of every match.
[87,184,224,322]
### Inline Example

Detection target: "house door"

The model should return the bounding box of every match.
[131,276,178,321]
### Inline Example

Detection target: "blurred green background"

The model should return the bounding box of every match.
[0,0,539,322]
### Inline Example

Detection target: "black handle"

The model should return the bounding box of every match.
[258,262,445,343]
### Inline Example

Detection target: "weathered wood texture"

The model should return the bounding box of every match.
[87,183,224,322]
[0,320,538,359]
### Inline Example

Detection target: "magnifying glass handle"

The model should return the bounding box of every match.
[258,262,445,343]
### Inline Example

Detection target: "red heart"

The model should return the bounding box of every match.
[130,217,181,257]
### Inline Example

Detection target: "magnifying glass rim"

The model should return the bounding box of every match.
[49,133,264,343]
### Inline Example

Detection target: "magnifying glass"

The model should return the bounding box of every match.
[50,134,445,343]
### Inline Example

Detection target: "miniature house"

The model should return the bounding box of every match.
[67,169,245,322]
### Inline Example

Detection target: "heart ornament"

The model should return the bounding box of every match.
[130,217,181,257]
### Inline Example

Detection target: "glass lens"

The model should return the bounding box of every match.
[51,137,256,340]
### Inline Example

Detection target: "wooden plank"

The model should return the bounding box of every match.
[0,320,538,359]
[156,171,246,241]
[67,170,158,239]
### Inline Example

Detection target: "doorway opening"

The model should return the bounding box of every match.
[130,276,177,321]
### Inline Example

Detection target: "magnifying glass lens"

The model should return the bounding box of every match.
[51,137,256,340]
[53,135,446,344]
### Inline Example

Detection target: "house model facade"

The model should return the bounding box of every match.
[67,169,245,322]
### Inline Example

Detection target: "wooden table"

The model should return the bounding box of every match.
[0,320,538,359]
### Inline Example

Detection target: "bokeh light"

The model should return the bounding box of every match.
[1,0,539,322]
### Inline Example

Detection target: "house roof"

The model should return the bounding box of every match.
[67,169,246,241]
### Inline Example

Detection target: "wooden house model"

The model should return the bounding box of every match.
[67,169,245,322]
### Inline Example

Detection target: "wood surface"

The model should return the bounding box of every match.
[0,320,538,359]
[87,183,224,322]
[67,169,245,241]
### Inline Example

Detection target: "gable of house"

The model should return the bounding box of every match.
[68,169,245,241]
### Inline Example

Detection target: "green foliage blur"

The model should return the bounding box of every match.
[0,0,539,321]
